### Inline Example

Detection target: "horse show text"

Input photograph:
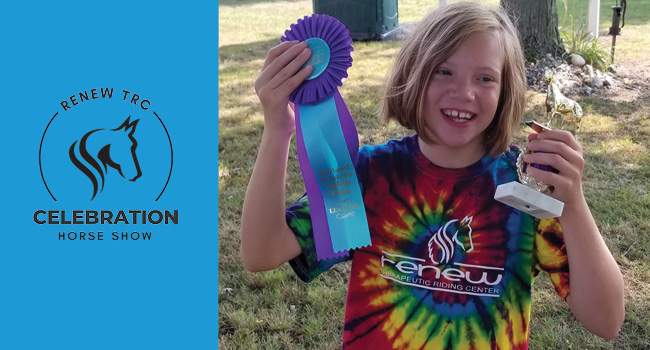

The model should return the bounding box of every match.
[34,210,178,242]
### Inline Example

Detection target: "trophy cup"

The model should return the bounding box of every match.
[494,77,582,219]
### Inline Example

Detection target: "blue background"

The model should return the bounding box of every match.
[0,1,219,349]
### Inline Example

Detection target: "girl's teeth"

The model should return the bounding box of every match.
[444,110,473,120]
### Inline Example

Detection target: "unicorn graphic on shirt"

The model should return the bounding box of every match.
[428,216,474,265]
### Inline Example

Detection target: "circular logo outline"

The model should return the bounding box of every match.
[39,110,173,202]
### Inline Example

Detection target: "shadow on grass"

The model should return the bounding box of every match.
[569,89,650,261]
[218,39,396,131]
[220,38,279,62]
[219,38,399,142]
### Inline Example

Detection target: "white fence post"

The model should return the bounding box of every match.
[587,0,600,40]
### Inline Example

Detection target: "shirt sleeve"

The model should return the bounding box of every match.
[533,218,571,300]
[286,195,351,282]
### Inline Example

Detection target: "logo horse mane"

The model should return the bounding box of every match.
[69,117,142,200]
[428,216,474,265]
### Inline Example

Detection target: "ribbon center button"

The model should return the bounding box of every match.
[303,38,330,80]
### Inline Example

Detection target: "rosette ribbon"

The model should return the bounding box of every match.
[282,14,371,260]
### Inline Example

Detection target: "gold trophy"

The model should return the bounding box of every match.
[495,77,582,219]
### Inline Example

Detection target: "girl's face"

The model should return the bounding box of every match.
[422,31,504,158]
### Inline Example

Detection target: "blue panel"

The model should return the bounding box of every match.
[0,1,219,349]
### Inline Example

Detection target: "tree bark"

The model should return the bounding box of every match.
[501,0,565,60]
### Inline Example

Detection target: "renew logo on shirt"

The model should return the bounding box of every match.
[379,216,504,298]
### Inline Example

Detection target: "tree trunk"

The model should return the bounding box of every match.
[500,0,565,60]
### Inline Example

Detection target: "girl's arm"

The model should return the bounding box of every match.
[524,130,625,339]
[240,41,313,272]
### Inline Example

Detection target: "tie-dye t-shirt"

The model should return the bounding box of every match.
[286,135,570,350]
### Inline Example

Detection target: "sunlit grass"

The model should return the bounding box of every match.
[558,0,650,62]
[219,1,312,47]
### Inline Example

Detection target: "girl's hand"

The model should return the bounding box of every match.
[522,130,586,206]
[254,41,313,136]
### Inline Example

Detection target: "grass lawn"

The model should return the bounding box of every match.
[219,1,650,349]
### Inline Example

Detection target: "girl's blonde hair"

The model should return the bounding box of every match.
[380,2,527,155]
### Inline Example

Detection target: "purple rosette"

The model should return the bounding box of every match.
[281,14,353,105]
[281,15,371,261]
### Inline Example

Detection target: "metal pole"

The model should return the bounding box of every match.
[611,34,617,64]
[608,6,623,64]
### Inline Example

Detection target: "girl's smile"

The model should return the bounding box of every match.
[441,108,476,124]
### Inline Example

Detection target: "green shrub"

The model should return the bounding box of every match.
[560,15,611,70]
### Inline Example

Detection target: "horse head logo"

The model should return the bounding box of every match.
[428,216,474,265]
[69,117,142,200]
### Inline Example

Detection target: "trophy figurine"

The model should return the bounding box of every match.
[495,76,583,219]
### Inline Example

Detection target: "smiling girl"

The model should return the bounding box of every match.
[240,2,624,349]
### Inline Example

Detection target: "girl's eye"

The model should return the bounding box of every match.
[479,76,494,82]
[436,69,452,75]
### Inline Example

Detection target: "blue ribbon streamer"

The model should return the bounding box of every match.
[298,95,371,253]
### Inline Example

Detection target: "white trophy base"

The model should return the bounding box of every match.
[494,182,564,219]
